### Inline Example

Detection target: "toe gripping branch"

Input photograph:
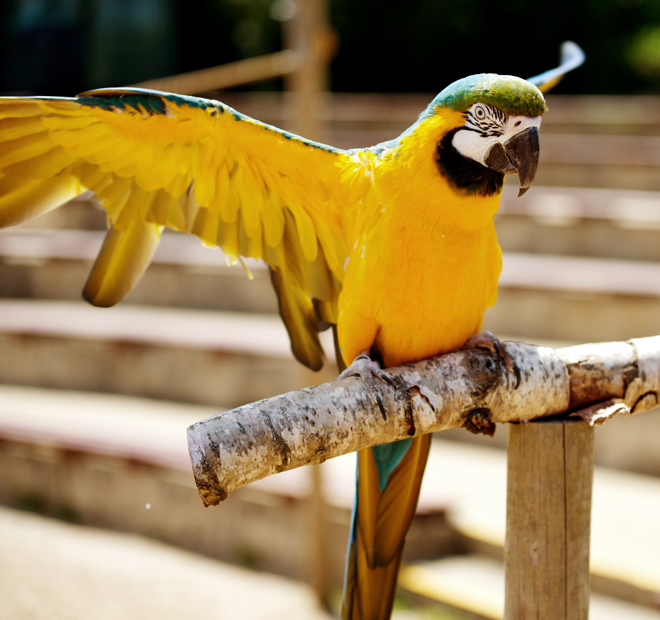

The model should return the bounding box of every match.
[340,335,523,438]
[339,353,396,420]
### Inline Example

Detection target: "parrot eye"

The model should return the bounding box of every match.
[465,103,507,137]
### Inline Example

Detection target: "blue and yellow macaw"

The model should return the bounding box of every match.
[0,42,583,619]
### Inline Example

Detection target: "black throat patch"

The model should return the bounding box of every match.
[435,128,504,197]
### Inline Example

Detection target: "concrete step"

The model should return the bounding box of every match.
[0,299,338,408]
[2,295,660,477]
[216,92,660,191]
[2,384,659,612]
[216,92,660,138]
[0,504,332,620]
[7,184,660,262]
[442,403,660,479]
[485,252,660,344]
[497,184,660,262]
[3,227,660,344]
[0,384,451,588]
[0,228,278,313]
[11,194,107,231]
[400,555,660,620]
[419,438,660,610]
[6,187,660,283]
[1,292,658,411]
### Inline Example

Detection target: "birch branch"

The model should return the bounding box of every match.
[187,336,660,506]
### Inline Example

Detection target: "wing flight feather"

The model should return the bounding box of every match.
[0,88,355,369]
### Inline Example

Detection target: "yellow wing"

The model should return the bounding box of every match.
[0,88,356,370]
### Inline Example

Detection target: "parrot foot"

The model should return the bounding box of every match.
[463,331,521,389]
[339,353,395,420]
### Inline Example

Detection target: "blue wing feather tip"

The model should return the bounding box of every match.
[75,87,227,115]
[39,85,342,154]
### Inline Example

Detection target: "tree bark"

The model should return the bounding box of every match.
[187,336,660,506]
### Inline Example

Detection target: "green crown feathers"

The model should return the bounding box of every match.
[430,74,547,118]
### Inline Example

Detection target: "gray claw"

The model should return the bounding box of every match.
[339,353,394,420]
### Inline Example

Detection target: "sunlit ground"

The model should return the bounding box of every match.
[0,502,472,620]
[0,504,330,620]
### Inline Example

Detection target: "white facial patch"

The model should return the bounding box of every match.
[498,114,542,144]
[452,129,499,165]
[452,103,542,166]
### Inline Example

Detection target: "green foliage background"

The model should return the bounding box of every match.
[1,0,660,95]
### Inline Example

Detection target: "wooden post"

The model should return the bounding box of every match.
[303,362,331,607]
[306,461,330,602]
[504,419,594,620]
[283,0,332,141]
[285,0,333,607]
[131,51,299,95]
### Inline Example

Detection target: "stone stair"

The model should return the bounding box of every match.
[2,385,659,616]
[401,555,660,620]
[2,91,660,618]
[3,224,660,347]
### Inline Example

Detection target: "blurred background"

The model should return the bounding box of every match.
[2,0,660,619]
[4,0,660,95]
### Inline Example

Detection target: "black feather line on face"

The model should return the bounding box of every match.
[435,128,504,197]
[465,105,507,138]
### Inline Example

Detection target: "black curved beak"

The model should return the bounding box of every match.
[483,126,540,197]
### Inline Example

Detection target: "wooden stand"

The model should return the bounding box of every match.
[303,357,332,607]
[284,0,332,142]
[286,2,333,605]
[504,419,594,620]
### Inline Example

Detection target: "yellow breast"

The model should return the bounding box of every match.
[337,109,504,368]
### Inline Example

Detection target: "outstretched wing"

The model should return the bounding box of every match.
[527,41,585,93]
[0,88,355,370]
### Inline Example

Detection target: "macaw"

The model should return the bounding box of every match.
[0,41,583,619]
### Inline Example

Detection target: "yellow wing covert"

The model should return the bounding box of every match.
[0,88,357,370]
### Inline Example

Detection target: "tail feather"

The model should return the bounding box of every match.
[343,433,432,620]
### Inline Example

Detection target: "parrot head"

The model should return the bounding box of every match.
[431,74,546,197]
